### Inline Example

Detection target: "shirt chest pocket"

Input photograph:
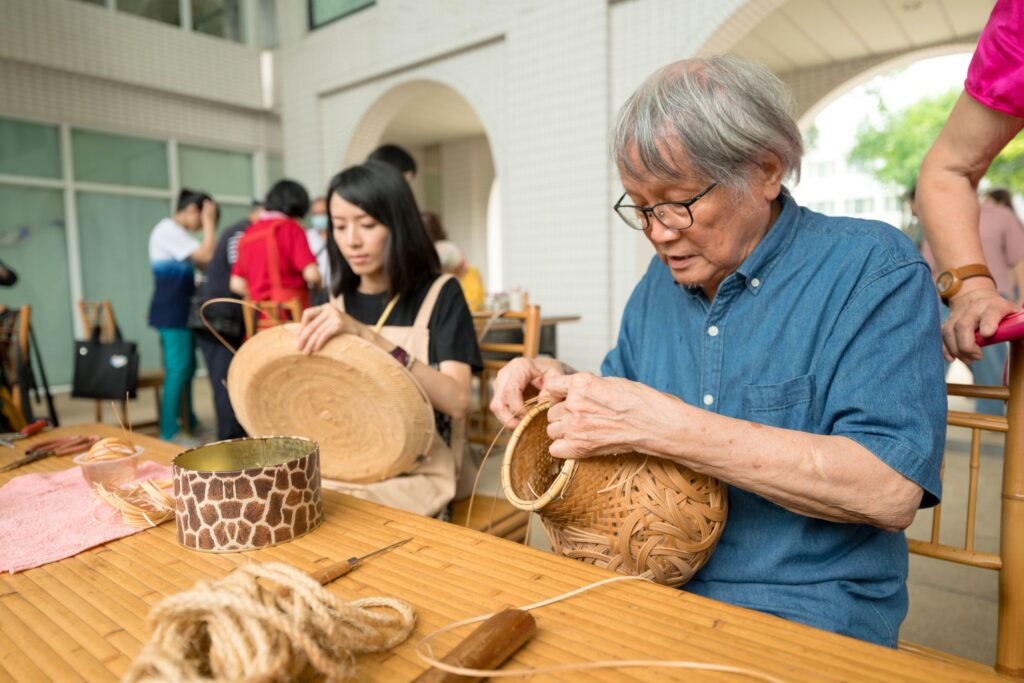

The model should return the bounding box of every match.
[741,374,816,431]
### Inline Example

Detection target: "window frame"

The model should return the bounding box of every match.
[307,0,374,31]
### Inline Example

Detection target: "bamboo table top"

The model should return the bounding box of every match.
[0,424,1005,682]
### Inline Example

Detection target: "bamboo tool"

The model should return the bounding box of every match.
[123,557,417,683]
[0,434,100,472]
[502,401,728,587]
[413,609,537,683]
[278,538,413,596]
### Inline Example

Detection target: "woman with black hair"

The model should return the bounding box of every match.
[296,161,482,517]
[230,179,322,310]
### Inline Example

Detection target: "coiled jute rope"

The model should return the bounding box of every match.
[122,562,415,683]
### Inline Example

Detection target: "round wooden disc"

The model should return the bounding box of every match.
[227,324,435,483]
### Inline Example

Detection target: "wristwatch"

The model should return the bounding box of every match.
[935,264,994,303]
[389,345,416,370]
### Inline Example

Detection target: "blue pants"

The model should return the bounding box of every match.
[196,332,246,441]
[157,328,197,440]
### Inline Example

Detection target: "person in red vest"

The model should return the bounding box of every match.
[230,180,322,313]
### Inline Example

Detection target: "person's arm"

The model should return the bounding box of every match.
[229,275,248,297]
[918,92,1024,361]
[190,199,218,268]
[542,373,922,531]
[302,263,322,290]
[295,304,471,419]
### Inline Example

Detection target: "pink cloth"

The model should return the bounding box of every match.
[0,461,172,574]
[921,203,1024,295]
[965,0,1024,118]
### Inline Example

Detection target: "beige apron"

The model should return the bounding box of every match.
[321,275,466,517]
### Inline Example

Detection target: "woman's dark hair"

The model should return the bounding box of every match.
[325,161,439,298]
[367,144,417,177]
[985,188,1015,212]
[264,179,310,219]
[421,211,447,242]
[176,188,210,212]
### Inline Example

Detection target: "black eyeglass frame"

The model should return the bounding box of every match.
[613,182,718,231]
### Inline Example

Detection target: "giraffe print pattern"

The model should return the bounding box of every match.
[173,450,323,552]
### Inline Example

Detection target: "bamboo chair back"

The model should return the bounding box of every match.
[905,339,1024,677]
[77,300,118,342]
[468,305,542,447]
[242,298,304,338]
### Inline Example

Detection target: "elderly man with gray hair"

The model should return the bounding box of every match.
[492,56,945,646]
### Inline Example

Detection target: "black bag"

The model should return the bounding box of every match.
[187,292,244,341]
[71,324,139,400]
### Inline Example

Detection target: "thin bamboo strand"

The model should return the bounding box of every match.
[966,427,982,552]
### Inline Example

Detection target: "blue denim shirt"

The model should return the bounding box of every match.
[601,192,946,647]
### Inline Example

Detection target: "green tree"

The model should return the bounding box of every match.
[847,88,1024,192]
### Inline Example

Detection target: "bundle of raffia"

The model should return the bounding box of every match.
[123,561,416,683]
[502,401,728,587]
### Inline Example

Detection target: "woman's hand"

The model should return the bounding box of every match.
[542,373,688,460]
[490,357,571,428]
[296,304,366,354]
[943,282,1017,362]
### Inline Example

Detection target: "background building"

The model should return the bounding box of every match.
[0,0,994,378]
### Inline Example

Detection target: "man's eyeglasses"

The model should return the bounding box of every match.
[613,182,718,231]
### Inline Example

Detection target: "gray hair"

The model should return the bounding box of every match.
[613,55,803,190]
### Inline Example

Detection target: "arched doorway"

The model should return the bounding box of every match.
[345,81,498,289]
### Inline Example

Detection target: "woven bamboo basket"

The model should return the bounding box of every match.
[502,402,728,586]
[227,324,435,483]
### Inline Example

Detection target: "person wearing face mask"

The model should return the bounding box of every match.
[296,161,482,518]
[307,196,331,291]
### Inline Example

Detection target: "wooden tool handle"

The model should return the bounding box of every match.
[308,560,356,585]
[413,608,537,683]
[272,560,354,600]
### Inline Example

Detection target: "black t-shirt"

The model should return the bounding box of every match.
[342,277,482,372]
[343,276,482,447]
[194,218,249,340]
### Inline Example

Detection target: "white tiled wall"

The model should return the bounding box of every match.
[0,0,279,155]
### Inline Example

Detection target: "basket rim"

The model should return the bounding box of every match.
[501,400,577,511]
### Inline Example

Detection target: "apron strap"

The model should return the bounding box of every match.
[413,274,454,330]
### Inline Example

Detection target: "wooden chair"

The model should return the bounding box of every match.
[0,306,31,429]
[242,298,304,338]
[77,301,184,434]
[467,305,542,449]
[901,338,1024,678]
[456,305,541,543]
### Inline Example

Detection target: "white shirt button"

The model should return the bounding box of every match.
[708,325,719,337]
[703,394,714,406]
[751,278,761,288]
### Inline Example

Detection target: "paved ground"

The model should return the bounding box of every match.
[46,361,1001,665]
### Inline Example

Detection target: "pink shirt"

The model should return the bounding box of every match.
[922,203,1024,295]
[965,0,1024,118]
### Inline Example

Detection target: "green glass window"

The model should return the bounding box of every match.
[72,130,169,189]
[76,192,171,374]
[309,0,373,29]
[116,0,181,26]
[0,118,61,180]
[267,153,284,186]
[218,202,252,232]
[192,0,245,42]
[179,145,254,199]
[0,186,73,385]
